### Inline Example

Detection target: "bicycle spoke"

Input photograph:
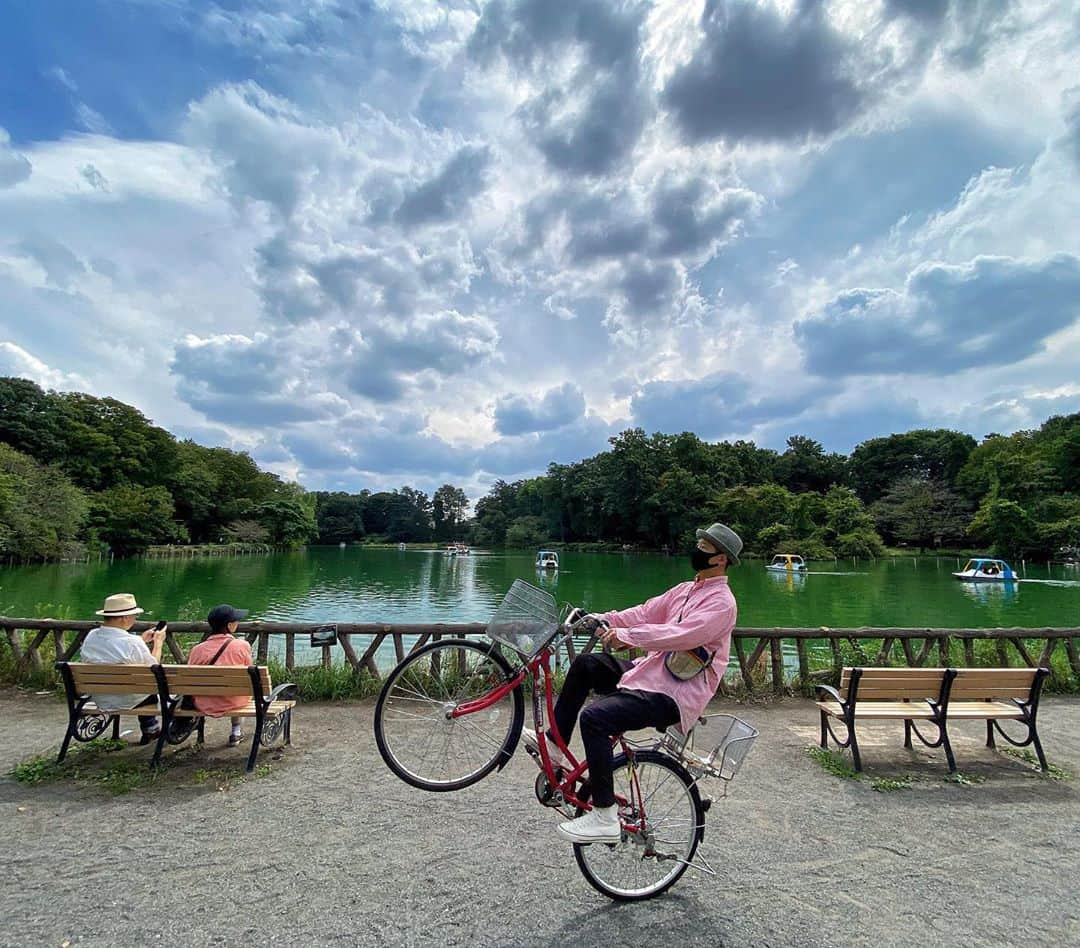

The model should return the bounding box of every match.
[375,640,522,790]
[575,751,701,901]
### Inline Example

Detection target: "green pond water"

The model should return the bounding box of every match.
[3,547,1078,631]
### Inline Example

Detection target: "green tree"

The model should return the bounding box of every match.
[711,483,796,549]
[774,436,845,494]
[90,484,186,556]
[0,443,89,559]
[872,477,970,550]
[505,515,549,548]
[0,377,66,464]
[432,484,469,540]
[969,498,1036,557]
[848,429,977,503]
[645,466,711,547]
[315,492,367,543]
[256,483,318,547]
[222,519,270,544]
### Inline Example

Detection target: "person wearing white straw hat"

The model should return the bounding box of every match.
[81,593,167,743]
[523,523,742,844]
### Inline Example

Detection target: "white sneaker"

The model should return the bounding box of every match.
[557,805,621,843]
[522,727,568,768]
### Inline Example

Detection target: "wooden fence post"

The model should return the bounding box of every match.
[962,637,976,666]
[4,625,23,665]
[769,638,784,694]
[795,637,809,687]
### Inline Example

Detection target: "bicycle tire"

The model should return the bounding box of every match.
[573,749,704,901]
[374,638,524,792]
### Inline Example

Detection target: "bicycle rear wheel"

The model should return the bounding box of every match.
[573,749,703,901]
[374,638,524,792]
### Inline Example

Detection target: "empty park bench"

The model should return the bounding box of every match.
[56,662,298,773]
[816,666,1050,773]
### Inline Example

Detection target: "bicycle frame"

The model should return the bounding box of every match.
[450,637,646,831]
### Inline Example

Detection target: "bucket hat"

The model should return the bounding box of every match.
[695,523,743,565]
[95,593,145,617]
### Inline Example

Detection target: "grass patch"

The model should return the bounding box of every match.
[10,736,278,795]
[1000,748,1073,779]
[944,772,987,786]
[268,659,381,701]
[97,760,164,795]
[11,737,126,786]
[186,764,250,791]
[805,745,861,780]
[870,774,915,792]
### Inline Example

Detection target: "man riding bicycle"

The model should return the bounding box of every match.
[524,523,741,843]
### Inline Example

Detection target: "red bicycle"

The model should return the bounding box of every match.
[374,580,756,901]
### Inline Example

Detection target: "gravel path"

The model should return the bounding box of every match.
[2,688,1078,948]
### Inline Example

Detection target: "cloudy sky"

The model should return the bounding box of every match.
[2,0,1079,498]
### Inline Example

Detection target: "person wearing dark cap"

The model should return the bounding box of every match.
[522,523,742,844]
[188,604,252,747]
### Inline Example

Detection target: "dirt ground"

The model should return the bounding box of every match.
[2,687,1079,948]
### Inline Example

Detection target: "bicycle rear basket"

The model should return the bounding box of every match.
[662,713,758,782]
[486,579,559,658]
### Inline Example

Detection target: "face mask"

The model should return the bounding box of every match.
[691,547,717,571]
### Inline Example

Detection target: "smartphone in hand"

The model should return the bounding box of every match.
[153,619,167,631]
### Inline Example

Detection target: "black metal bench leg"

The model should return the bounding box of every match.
[284,708,292,746]
[112,716,120,740]
[848,719,862,772]
[197,717,206,745]
[819,709,828,748]
[903,720,912,749]
[149,728,168,769]
[985,720,995,748]
[941,725,957,772]
[1031,727,1048,772]
[57,721,76,764]
[247,709,265,773]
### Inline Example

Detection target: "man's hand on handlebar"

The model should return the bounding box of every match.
[568,608,631,648]
[568,608,608,635]
[598,624,631,650]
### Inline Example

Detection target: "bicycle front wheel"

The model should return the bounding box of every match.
[374,638,524,792]
[574,749,704,901]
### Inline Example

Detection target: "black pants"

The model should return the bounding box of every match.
[551,653,680,808]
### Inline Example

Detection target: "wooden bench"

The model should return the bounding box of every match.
[816,666,1049,773]
[56,662,297,772]
[163,664,297,772]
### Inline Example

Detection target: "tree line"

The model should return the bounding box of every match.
[468,420,1079,560]
[0,377,472,560]
[1,376,1076,561]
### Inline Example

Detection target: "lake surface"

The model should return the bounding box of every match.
[2,547,1078,630]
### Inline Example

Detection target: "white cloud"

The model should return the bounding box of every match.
[0,128,32,189]
[2,0,1079,495]
[0,342,91,392]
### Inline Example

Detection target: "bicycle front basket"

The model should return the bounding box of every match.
[486,579,559,658]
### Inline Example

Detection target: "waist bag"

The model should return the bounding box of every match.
[663,646,714,681]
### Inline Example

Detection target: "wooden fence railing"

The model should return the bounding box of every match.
[3,618,1079,696]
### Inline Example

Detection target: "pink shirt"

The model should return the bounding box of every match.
[599,575,737,734]
[188,633,254,716]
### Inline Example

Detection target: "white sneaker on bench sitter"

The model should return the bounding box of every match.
[557,805,621,843]
[522,727,567,768]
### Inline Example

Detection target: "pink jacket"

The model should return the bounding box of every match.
[598,575,737,734]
